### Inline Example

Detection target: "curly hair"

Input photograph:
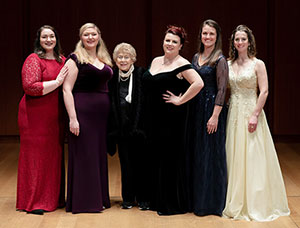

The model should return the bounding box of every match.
[228,25,257,61]
[113,42,137,63]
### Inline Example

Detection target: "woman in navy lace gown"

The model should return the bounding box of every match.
[63,23,113,213]
[188,19,228,216]
[142,25,203,215]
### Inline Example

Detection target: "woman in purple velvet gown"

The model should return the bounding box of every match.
[63,23,113,213]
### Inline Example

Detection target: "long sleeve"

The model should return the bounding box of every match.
[21,54,43,96]
[215,56,229,106]
[131,67,145,133]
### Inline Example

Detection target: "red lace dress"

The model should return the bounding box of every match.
[17,53,66,212]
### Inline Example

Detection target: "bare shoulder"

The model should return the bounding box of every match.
[177,56,190,66]
[65,58,77,67]
[151,56,163,65]
[255,58,266,69]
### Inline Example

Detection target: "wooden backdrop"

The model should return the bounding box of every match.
[0,0,299,138]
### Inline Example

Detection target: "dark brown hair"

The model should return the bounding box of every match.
[228,24,257,61]
[34,25,63,62]
[198,19,222,66]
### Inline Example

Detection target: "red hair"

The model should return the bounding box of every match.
[166,25,187,47]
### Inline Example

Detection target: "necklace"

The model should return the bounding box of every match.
[119,65,134,82]
[201,54,208,61]
[120,76,130,82]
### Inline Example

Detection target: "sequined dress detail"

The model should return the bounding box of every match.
[222,58,290,221]
[187,54,228,215]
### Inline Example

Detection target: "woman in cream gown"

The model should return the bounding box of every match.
[222,25,290,221]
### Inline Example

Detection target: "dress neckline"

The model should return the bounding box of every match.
[195,53,223,68]
[229,58,257,77]
[148,64,191,76]
[89,62,105,71]
[70,53,106,71]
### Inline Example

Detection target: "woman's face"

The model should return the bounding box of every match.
[201,25,217,49]
[234,31,249,53]
[163,33,182,55]
[81,27,100,50]
[40,28,56,53]
[115,51,134,72]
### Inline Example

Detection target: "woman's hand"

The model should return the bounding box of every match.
[70,118,80,136]
[248,115,258,133]
[163,90,182,106]
[207,116,218,134]
[56,65,68,86]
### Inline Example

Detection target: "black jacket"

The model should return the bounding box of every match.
[107,66,145,155]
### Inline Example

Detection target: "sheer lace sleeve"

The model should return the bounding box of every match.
[21,54,43,96]
[215,56,229,106]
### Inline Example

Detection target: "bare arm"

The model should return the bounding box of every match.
[62,59,79,136]
[163,68,203,105]
[248,59,269,133]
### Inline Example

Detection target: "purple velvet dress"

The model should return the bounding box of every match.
[66,54,112,213]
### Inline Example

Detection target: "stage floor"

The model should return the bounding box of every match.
[0,142,299,228]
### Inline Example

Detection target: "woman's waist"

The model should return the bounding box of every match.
[230,90,257,99]
[200,86,217,96]
[229,95,256,107]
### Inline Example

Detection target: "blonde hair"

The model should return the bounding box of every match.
[113,43,137,63]
[74,23,112,67]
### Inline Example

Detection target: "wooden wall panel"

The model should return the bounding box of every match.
[273,0,300,135]
[0,2,24,135]
[0,0,299,137]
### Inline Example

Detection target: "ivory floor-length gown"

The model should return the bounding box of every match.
[223,58,290,221]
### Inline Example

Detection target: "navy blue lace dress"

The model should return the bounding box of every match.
[188,53,228,216]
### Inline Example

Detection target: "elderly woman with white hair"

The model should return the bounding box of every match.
[108,42,150,210]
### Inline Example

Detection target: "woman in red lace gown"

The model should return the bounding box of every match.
[17,25,68,215]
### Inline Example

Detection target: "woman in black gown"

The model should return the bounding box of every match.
[188,19,228,216]
[63,23,113,213]
[142,25,203,215]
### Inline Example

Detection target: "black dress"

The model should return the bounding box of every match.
[188,53,228,216]
[107,66,150,205]
[66,54,112,213]
[142,64,192,215]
